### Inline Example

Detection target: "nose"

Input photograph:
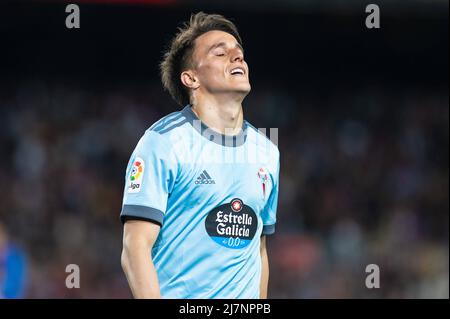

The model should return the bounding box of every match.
[231,48,244,63]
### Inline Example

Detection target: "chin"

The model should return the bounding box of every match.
[233,83,251,94]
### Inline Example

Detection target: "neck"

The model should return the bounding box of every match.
[191,93,244,136]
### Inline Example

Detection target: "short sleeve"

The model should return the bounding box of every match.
[120,130,177,226]
[261,153,280,236]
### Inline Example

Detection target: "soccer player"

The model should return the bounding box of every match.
[120,12,280,299]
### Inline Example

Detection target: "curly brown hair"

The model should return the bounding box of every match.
[160,12,243,106]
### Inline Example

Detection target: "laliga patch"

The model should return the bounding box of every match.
[205,198,258,249]
[128,157,144,193]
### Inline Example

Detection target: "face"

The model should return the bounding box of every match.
[188,30,251,98]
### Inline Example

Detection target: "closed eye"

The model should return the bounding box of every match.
[209,42,244,59]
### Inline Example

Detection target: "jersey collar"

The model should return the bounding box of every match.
[182,105,248,147]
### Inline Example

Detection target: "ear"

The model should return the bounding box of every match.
[180,70,200,90]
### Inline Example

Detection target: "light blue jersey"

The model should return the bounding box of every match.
[121,105,280,299]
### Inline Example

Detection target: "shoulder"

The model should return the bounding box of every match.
[148,109,189,135]
[134,109,190,159]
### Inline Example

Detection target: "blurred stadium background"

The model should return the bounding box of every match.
[0,0,448,298]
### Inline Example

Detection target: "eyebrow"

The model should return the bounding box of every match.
[208,42,244,54]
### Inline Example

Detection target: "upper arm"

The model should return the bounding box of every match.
[261,150,280,235]
[120,130,177,226]
[123,220,161,250]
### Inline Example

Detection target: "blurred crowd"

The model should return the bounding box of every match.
[0,79,448,298]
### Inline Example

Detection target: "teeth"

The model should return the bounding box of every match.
[231,68,244,75]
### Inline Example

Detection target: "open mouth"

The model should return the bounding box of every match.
[230,67,245,76]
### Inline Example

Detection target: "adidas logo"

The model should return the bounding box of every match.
[195,170,216,185]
